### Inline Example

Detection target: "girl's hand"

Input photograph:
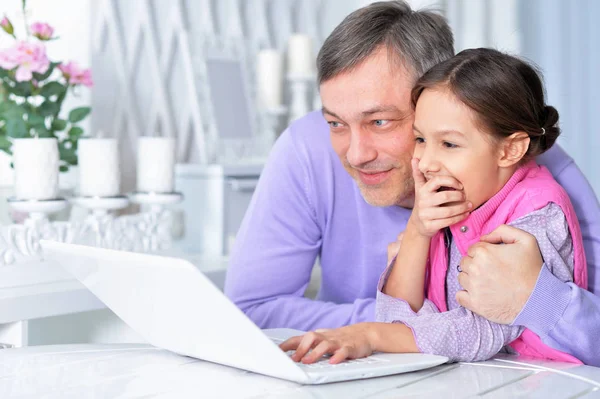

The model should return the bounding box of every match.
[410,158,472,237]
[279,323,378,364]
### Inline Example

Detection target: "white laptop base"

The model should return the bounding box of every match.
[41,241,448,384]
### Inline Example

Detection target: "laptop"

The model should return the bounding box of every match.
[40,240,448,384]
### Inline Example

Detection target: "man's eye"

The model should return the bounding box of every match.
[328,121,342,128]
[443,141,458,148]
[374,119,389,127]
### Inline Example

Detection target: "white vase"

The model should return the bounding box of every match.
[0,152,14,225]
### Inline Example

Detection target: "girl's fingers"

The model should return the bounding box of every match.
[291,332,319,362]
[329,346,351,364]
[425,190,466,207]
[422,175,463,193]
[302,340,336,364]
[426,211,471,231]
[411,158,427,190]
[420,202,472,221]
[279,335,302,352]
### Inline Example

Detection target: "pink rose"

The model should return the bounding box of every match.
[58,61,93,87]
[1,16,14,35]
[30,22,54,41]
[0,41,50,81]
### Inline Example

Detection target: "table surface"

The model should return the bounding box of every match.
[1,344,599,398]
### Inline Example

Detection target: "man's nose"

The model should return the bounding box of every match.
[346,129,377,167]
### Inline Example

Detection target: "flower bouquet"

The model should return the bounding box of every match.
[0,3,93,172]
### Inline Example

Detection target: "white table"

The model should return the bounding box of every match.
[1,344,599,398]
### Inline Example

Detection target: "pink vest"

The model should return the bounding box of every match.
[426,161,587,364]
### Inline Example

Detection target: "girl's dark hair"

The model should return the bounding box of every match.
[411,48,559,160]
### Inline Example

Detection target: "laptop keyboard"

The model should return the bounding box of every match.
[271,337,388,369]
[294,354,388,369]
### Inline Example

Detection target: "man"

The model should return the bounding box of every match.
[225,1,600,366]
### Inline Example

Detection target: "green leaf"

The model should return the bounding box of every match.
[0,135,11,152]
[22,102,34,113]
[40,81,65,98]
[31,124,53,138]
[5,117,28,138]
[0,100,22,116]
[59,164,69,172]
[68,126,84,139]
[68,107,91,123]
[32,62,59,82]
[58,140,78,165]
[0,68,8,79]
[51,118,67,131]
[39,100,59,117]
[5,81,33,97]
[27,113,46,127]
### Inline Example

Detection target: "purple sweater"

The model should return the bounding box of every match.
[224,111,600,366]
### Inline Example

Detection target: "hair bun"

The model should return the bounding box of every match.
[542,105,559,129]
[537,105,560,152]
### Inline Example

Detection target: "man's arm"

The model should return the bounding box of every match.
[538,145,600,295]
[224,126,375,330]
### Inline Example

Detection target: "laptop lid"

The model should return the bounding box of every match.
[40,240,307,383]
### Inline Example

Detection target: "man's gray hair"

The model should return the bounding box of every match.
[317,1,454,84]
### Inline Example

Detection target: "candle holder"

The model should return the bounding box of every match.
[7,197,68,223]
[288,74,315,123]
[69,195,130,248]
[127,191,184,252]
[6,197,70,257]
[258,105,288,154]
[70,195,130,217]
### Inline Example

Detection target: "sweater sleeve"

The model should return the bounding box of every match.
[224,126,375,330]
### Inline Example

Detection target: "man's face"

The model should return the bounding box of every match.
[320,48,416,208]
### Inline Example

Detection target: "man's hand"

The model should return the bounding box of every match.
[456,224,543,324]
[279,323,378,364]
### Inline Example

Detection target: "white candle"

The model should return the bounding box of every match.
[12,138,59,200]
[256,49,283,109]
[78,138,120,197]
[137,137,175,193]
[287,34,314,77]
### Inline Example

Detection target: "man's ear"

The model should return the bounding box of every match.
[498,132,530,167]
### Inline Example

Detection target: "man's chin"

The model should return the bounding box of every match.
[358,185,401,207]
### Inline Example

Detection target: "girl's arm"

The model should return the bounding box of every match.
[382,219,431,311]
[382,159,471,312]
[379,203,575,363]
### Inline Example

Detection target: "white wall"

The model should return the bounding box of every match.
[520,0,600,195]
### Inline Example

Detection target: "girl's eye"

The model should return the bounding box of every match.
[374,119,389,127]
[415,137,425,144]
[443,141,458,148]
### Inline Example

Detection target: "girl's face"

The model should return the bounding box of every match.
[413,87,514,210]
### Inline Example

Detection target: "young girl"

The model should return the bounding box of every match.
[280,48,586,364]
